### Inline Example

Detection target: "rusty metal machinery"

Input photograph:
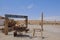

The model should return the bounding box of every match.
[4,14,29,36]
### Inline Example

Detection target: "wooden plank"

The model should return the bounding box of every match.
[4,18,8,35]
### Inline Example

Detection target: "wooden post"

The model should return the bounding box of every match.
[4,18,8,35]
[33,29,35,37]
[26,16,28,28]
[41,12,43,31]
[41,12,44,40]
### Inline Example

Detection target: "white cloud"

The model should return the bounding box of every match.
[27,4,34,9]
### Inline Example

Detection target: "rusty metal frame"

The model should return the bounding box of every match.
[4,14,28,35]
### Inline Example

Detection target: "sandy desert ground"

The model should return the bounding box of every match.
[0,25,60,40]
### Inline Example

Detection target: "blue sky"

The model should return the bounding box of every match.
[0,0,60,20]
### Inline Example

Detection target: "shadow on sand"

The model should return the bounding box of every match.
[15,34,30,37]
